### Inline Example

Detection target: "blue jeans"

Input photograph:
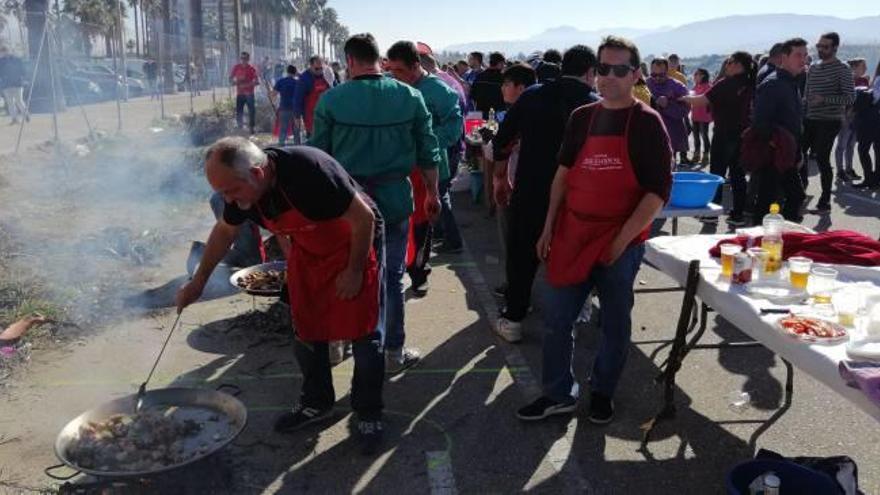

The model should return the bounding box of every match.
[434,143,464,248]
[277,109,300,146]
[541,244,645,402]
[383,219,409,350]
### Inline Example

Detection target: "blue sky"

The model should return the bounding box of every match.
[330,1,877,51]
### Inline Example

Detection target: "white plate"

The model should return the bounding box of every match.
[745,279,808,304]
[229,261,286,297]
[846,339,880,362]
[774,315,849,345]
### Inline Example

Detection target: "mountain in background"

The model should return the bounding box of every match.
[443,14,880,57]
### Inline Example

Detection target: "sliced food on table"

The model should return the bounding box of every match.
[776,315,848,343]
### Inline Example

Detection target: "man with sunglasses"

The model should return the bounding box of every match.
[230,52,260,134]
[516,36,671,424]
[802,32,855,212]
[647,58,689,165]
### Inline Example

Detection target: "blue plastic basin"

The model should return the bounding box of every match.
[725,459,840,494]
[669,172,725,208]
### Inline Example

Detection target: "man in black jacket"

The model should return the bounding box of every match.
[753,38,809,223]
[471,52,506,117]
[490,45,600,343]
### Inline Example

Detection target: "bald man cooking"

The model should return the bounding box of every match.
[176,137,386,454]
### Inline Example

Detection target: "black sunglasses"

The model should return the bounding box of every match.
[597,63,635,77]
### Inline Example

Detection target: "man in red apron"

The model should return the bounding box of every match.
[294,56,333,137]
[516,36,672,425]
[176,138,387,454]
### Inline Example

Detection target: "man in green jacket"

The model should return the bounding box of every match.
[386,40,464,294]
[310,33,442,374]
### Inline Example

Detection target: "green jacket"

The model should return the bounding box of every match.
[414,74,463,181]
[309,74,442,225]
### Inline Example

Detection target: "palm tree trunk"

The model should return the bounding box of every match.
[189,0,205,68]
[160,0,176,93]
[133,1,141,57]
[232,0,241,55]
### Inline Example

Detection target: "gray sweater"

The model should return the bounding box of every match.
[804,58,855,121]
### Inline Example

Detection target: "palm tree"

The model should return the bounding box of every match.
[317,6,335,59]
[188,0,204,70]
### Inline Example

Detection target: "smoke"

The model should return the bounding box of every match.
[0,129,214,330]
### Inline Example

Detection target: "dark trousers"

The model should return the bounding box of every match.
[407,221,433,286]
[802,119,842,204]
[235,94,256,131]
[755,165,806,225]
[857,135,880,185]
[292,229,386,420]
[293,330,385,420]
[434,143,464,248]
[709,131,747,215]
[503,189,548,321]
[692,121,711,156]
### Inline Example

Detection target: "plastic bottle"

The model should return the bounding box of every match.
[761,204,785,275]
[487,108,497,131]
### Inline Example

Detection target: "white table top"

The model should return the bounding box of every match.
[657,202,724,219]
[645,233,880,423]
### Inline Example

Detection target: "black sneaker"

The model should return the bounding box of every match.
[493,284,508,298]
[357,419,384,455]
[846,170,862,181]
[726,214,747,227]
[812,202,831,214]
[274,404,333,432]
[409,274,430,297]
[516,396,576,422]
[587,392,614,425]
[434,243,463,255]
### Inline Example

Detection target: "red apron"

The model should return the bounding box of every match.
[304,76,330,134]
[257,188,380,342]
[546,104,649,287]
[406,169,428,266]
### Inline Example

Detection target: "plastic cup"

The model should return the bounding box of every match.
[720,243,742,277]
[788,257,813,290]
[811,266,838,305]
[747,247,767,281]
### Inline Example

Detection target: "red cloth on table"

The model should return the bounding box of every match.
[709,230,880,267]
[406,169,428,267]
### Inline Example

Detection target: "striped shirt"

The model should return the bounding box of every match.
[804,58,855,121]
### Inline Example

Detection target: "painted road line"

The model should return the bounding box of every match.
[458,246,595,494]
[426,451,458,495]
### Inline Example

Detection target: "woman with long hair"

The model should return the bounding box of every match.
[690,68,713,166]
[680,51,756,226]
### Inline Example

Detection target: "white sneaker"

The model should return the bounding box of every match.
[495,317,523,343]
[329,340,345,365]
[385,347,420,374]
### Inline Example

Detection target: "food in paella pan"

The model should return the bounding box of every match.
[237,269,285,292]
[67,407,227,472]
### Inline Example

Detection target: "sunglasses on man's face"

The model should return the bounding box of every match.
[597,63,634,78]
[816,43,832,50]
[650,73,666,79]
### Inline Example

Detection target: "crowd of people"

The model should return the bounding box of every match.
[174,30,880,456]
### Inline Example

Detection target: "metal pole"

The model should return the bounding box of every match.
[116,0,128,102]
[46,18,60,143]
[15,15,49,155]
[112,26,123,131]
